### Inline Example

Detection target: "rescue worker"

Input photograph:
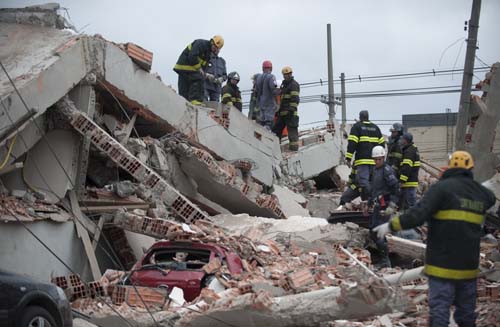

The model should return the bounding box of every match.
[256,60,279,130]
[387,122,404,174]
[221,72,242,111]
[272,66,300,151]
[368,145,399,268]
[248,73,261,121]
[374,151,496,327]
[338,110,385,206]
[204,54,227,102]
[173,35,224,105]
[399,132,420,210]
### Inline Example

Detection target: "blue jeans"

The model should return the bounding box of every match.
[428,276,477,327]
[400,187,417,210]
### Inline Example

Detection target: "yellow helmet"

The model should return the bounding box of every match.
[212,35,224,49]
[282,66,293,75]
[448,151,474,169]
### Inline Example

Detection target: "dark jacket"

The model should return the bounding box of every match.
[390,168,496,280]
[173,39,212,75]
[387,136,403,172]
[221,83,242,111]
[346,121,385,166]
[370,163,400,205]
[204,55,227,93]
[279,78,300,115]
[399,143,420,187]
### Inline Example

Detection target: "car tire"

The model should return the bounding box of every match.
[19,306,57,327]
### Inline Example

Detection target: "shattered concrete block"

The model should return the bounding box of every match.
[203,258,222,274]
[113,180,136,198]
[64,284,88,301]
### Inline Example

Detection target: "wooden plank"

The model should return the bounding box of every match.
[69,191,101,280]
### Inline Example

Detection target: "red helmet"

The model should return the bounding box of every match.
[262,60,272,69]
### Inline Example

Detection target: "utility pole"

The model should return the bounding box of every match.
[455,0,481,150]
[340,72,346,130]
[327,23,335,123]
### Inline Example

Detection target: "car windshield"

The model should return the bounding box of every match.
[145,248,212,270]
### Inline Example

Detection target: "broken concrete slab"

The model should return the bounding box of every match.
[272,185,310,217]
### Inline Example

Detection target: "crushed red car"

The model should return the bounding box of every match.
[122,241,243,301]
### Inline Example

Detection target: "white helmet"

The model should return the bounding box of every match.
[372,146,386,158]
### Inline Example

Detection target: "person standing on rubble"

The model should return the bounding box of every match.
[256,60,279,130]
[204,54,227,102]
[399,132,419,210]
[374,151,496,327]
[272,66,300,151]
[338,110,385,208]
[248,73,261,121]
[221,72,242,111]
[173,35,224,105]
[368,146,399,268]
[386,122,404,174]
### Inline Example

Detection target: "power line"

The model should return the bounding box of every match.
[240,65,490,93]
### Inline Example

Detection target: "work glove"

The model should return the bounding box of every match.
[373,222,391,239]
[345,158,352,168]
[383,201,397,215]
[206,73,215,83]
[215,77,224,85]
[198,69,206,78]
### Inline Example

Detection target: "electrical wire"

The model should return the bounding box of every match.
[0,134,17,170]
[239,65,490,94]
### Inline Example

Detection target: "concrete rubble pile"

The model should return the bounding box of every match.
[52,214,406,326]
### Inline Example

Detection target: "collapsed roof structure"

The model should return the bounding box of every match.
[2,4,500,327]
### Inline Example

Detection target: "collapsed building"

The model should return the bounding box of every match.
[2,4,500,327]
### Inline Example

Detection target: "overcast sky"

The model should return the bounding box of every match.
[4,0,500,132]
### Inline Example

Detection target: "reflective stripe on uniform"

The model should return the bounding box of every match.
[348,135,359,143]
[424,264,479,280]
[290,102,298,108]
[402,159,413,166]
[174,63,201,71]
[414,161,421,167]
[283,94,291,99]
[399,174,409,182]
[191,100,203,105]
[434,209,484,225]
[388,152,403,158]
[401,182,418,188]
[390,215,402,231]
[290,91,300,96]
[354,159,375,165]
[346,152,353,159]
[359,136,380,142]
[378,137,385,144]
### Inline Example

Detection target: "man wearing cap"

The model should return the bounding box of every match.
[255,60,279,130]
[174,35,224,105]
[374,151,496,327]
[399,132,420,210]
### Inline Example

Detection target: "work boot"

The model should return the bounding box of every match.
[289,144,299,152]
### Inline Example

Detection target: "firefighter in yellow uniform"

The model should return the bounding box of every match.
[173,35,224,105]
[375,151,496,327]
[272,66,300,151]
[221,72,242,111]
